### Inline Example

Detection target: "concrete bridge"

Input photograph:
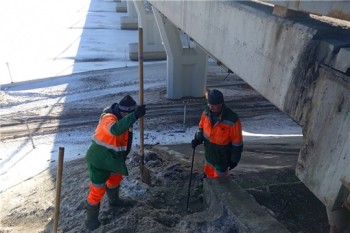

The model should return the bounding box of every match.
[126,0,350,231]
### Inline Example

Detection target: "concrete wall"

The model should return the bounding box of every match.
[287,62,350,208]
[148,0,350,210]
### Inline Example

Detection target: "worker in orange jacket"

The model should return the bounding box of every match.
[84,94,146,231]
[191,89,243,178]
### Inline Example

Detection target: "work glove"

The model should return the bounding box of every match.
[134,105,146,119]
[228,161,237,170]
[191,139,201,149]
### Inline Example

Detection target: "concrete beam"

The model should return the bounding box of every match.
[149,0,315,110]
[316,39,350,74]
[264,0,350,21]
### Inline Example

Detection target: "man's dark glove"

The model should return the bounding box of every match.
[228,161,237,170]
[134,105,146,119]
[191,139,201,149]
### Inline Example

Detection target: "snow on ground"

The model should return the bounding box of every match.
[0,0,301,195]
[0,92,301,194]
[0,0,139,85]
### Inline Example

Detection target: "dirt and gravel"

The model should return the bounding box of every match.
[0,140,329,233]
[0,63,330,232]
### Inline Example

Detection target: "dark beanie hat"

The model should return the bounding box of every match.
[118,95,137,112]
[207,89,224,105]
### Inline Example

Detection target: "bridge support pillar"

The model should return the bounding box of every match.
[129,0,166,61]
[120,1,138,30]
[116,0,127,13]
[153,9,207,99]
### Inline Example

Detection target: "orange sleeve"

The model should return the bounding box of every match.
[231,119,243,145]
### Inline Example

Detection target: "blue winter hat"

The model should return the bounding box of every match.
[118,95,137,112]
[207,89,224,105]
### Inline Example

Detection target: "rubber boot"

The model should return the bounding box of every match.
[106,186,133,207]
[85,202,101,231]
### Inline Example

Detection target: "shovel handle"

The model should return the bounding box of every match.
[186,147,196,212]
[138,28,144,161]
[138,28,151,186]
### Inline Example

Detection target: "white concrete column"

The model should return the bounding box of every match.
[153,9,208,99]
[116,0,127,12]
[120,1,138,29]
[129,0,166,61]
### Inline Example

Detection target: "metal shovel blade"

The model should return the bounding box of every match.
[140,162,151,186]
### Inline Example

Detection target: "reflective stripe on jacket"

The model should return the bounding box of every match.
[93,113,129,152]
[196,104,243,172]
[85,111,137,175]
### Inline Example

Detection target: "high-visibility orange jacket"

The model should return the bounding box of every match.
[195,104,243,172]
[85,104,137,175]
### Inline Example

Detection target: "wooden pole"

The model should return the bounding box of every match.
[138,27,151,185]
[53,147,64,233]
[183,102,187,125]
[138,27,144,167]
[6,62,14,83]
[25,118,35,149]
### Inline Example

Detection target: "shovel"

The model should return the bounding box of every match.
[138,27,151,185]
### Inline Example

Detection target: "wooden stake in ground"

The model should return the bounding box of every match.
[25,118,35,149]
[53,147,64,233]
[138,27,151,185]
[187,147,196,212]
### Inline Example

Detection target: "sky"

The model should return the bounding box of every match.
[0,0,302,193]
